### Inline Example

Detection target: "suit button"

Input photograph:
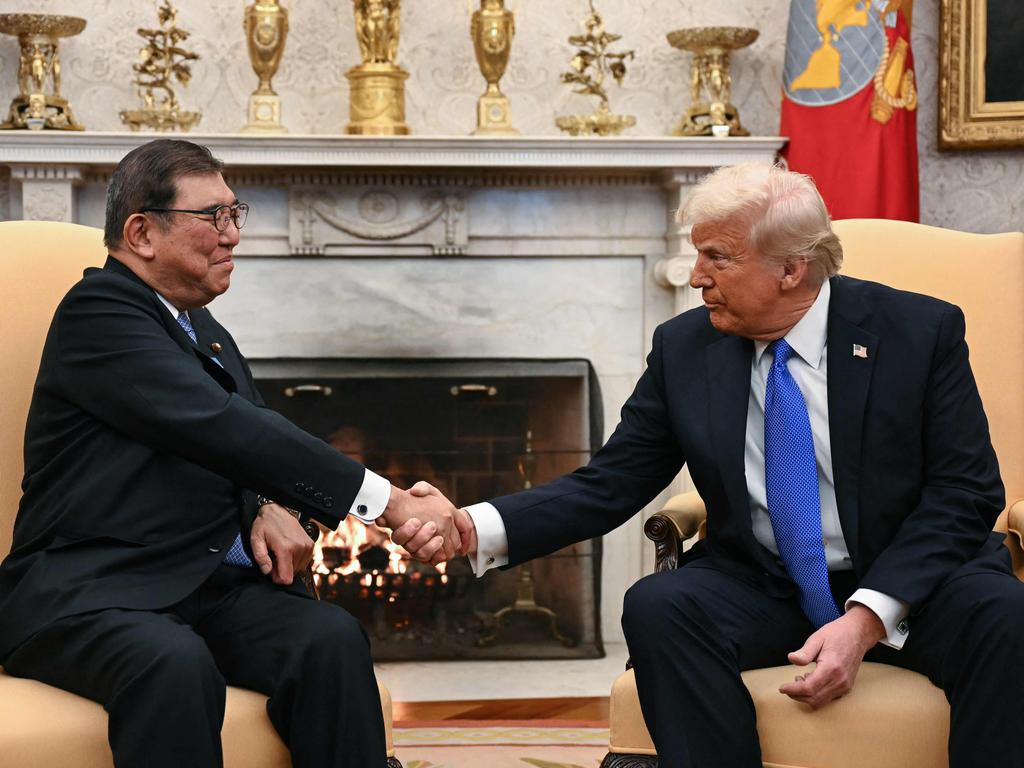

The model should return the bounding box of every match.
[208,546,221,553]
[314,492,323,502]
[304,485,315,496]
[294,482,304,493]
[324,497,334,509]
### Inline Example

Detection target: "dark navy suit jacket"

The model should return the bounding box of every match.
[490,275,1006,612]
[0,257,365,659]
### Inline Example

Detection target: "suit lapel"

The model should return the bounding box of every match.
[187,307,240,394]
[826,277,877,569]
[706,333,755,527]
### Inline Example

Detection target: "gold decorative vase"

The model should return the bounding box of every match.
[470,0,517,136]
[666,26,758,137]
[0,14,86,131]
[346,0,409,135]
[242,0,289,133]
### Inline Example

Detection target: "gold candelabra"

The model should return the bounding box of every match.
[470,0,517,136]
[120,1,201,132]
[555,0,635,137]
[667,26,758,137]
[242,0,289,133]
[346,0,409,135]
[0,14,86,131]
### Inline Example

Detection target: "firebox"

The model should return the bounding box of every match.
[250,358,604,661]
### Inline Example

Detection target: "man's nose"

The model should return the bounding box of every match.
[221,220,241,245]
[690,254,711,289]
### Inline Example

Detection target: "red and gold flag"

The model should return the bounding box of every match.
[780,0,919,221]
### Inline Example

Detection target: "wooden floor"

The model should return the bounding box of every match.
[393,696,610,723]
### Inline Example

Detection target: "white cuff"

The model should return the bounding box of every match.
[347,470,390,523]
[465,502,509,576]
[846,588,910,650]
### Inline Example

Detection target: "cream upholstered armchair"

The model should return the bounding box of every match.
[602,219,1024,768]
[0,221,400,768]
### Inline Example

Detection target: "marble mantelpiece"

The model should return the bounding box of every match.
[0,132,785,644]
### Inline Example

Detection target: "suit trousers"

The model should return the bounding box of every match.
[621,550,1024,768]
[4,563,387,768]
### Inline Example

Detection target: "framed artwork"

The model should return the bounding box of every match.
[939,0,1024,150]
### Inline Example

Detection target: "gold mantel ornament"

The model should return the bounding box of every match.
[242,0,289,133]
[470,0,518,136]
[0,14,86,131]
[667,26,758,137]
[120,1,201,133]
[555,0,636,137]
[346,0,409,135]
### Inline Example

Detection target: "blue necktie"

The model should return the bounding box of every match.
[764,339,841,627]
[176,311,254,569]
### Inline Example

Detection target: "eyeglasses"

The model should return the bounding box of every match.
[140,202,250,232]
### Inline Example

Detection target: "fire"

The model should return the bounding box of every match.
[312,516,447,577]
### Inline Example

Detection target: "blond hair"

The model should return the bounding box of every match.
[678,163,843,282]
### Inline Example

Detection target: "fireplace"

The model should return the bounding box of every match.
[252,358,604,660]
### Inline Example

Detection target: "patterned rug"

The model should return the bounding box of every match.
[393,720,610,768]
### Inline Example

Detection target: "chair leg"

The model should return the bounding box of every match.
[599,752,657,768]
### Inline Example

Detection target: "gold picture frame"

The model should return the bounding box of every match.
[939,0,1024,150]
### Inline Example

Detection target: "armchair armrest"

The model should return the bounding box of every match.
[1007,499,1024,581]
[644,491,707,572]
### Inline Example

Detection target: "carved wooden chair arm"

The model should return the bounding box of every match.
[643,491,707,572]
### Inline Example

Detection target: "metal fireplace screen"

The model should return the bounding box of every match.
[251,358,604,661]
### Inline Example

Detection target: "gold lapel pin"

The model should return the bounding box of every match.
[210,342,223,354]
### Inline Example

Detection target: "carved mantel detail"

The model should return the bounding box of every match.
[290,189,467,255]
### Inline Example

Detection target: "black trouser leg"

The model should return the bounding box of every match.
[873,553,1024,768]
[4,608,226,768]
[621,562,813,768]
[196,567,388,768]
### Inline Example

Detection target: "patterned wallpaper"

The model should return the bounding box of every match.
[0,0,1020,232]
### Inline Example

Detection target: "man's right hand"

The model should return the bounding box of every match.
[379,483,461,564]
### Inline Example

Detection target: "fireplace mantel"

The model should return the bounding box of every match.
[1,131,785,172]
[0,132,786,644]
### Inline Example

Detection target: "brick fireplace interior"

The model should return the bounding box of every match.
[252,358,604,661]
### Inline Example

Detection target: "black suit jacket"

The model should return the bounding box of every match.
[490,276,1006,613]
[0,257,366,659]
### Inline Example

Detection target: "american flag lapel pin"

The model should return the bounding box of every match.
[852,343,868,359]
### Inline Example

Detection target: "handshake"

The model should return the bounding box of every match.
[378,481,478,565]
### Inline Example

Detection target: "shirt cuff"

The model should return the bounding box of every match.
[846,588,910,650]
[347,470,390,523]
[465,502,509,576]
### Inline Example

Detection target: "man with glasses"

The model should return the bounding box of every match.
[0,139,464,768]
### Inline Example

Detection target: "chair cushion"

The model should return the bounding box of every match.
[0,669,395,767]
[608,663,949,768]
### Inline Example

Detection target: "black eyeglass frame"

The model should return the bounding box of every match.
[139,202,250,232]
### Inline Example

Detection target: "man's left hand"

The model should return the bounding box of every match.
[779,604,886,708]
[250,502,314,585]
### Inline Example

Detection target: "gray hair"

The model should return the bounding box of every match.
[104,139,225,250]
[678,162,843,282]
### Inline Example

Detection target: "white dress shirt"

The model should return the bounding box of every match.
[466,280,910,649]
[154,291,389,524]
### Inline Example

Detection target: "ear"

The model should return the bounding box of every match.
[122,213,158,261]
[779,257,810,291]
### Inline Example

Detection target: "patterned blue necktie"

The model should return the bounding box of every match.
[764,339,841,627]
[176,311,253,569]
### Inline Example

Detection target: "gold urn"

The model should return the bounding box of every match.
[346,0,409,135]
[0,13,86,130]
[243,0,289,133]
[470,0,517,136]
